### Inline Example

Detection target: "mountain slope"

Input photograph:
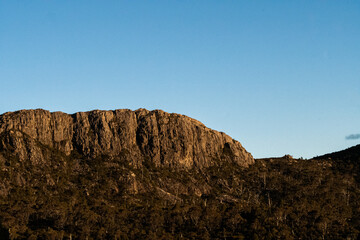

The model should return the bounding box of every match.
[314,144,360,162]
[1,109,360,239]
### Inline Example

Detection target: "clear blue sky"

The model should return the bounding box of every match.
[1,1,359,158]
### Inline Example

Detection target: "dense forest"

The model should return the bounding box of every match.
[1,144,360,239]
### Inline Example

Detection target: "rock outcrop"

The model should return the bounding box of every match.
[0,109,253,168]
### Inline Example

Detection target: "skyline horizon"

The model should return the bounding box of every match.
[1,106,359,159]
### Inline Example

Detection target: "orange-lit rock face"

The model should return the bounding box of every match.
[0,109,253,168]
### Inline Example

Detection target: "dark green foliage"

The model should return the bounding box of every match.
[1,141,360,239]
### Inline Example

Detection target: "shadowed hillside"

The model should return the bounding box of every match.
[314,144,360,162]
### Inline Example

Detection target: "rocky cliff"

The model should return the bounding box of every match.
[0,109,253,169]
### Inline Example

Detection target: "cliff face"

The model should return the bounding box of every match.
[0,109,253,168]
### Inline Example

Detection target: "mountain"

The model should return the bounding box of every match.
[0,109,253,169]
[0,109,360,239]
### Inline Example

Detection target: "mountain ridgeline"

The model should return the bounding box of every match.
[1,109,360,239]
[0,109,253,169]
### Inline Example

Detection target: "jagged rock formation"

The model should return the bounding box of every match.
[0,109,253,168]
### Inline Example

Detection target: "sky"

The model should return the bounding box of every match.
[0,1,359,159]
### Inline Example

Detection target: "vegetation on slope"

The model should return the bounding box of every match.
[1,143,360,239]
